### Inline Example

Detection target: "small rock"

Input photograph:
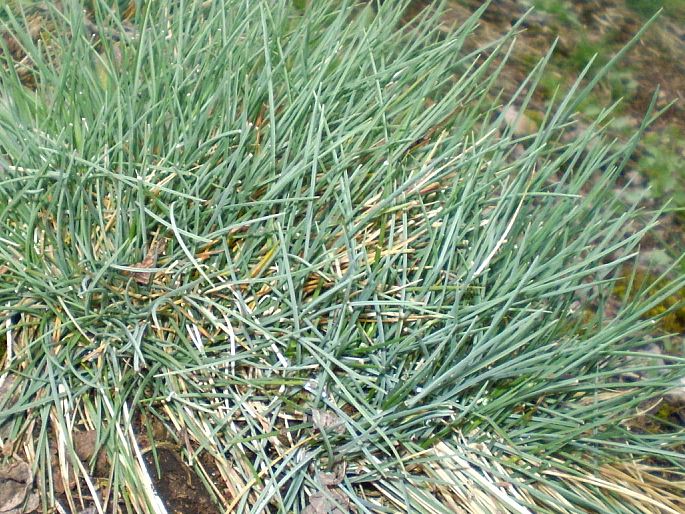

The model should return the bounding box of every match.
[624,170,646,186]
[311,409,345,435]
[665,377,685,407]
[0,460,34,514]
[318,462,346,487]
[303,489,350,514]
[503,106,539,137]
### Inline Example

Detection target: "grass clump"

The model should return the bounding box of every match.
[0,0,684,512]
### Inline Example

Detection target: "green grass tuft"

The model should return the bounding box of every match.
[0,1,683,512]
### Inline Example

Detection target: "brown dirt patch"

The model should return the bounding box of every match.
[142,446,221,514]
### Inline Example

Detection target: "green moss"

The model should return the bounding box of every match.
[613,268,685,338]
[567,37,611,74]
[606,70,639,102]
[533,0,580,26]
[655,403,680,421]
[536,72,564,101]
[637,127,685,220]
[626,0,685,20]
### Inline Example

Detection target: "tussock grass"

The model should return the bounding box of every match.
[0,1,683,512]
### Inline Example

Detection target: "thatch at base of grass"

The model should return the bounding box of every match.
[0,1,684,512]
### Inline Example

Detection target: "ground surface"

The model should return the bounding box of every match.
[436,0,685,263]
[0,1,684,512]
